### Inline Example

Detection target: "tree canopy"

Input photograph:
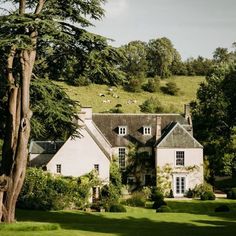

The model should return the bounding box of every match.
[191,65,236,178]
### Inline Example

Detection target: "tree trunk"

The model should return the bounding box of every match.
[0,48,36,223]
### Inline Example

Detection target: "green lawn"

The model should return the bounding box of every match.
[1,200,236,236]
[55,76,205,113]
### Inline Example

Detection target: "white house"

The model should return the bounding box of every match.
[29,105,203,197]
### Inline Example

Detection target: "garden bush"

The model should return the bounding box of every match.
[152,200,167,209]
[227,187,236,199]
[139,97,164,113]
[193,183,214,198]
[143,77,160,93]
[185,188,194,198]
[215,205,230,212]
[150,187,164,202]
[18,168,99,210]
[156,205,171,213]
[163,81,180,95]
[125,192,146,207]
[200,191,215,200]
[109,204,127,212]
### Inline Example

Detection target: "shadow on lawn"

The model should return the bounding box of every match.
[16,209,236,236]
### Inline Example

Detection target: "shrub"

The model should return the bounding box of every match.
[193,183,213,198]
[71,76,91,86]
[163,81,179,95]
[156,205,171,213]
[109,204,127,212]
[200,191,215,200]
[215,205,230,212]
[152,200,167,209]
[143,77,160,93]
[125,192,146,207]
[227,188,236,199]
[150,187,164,202]
[139,97,164,113]
[185,188,194,198]
[126,78,143,92]
[18,168,99,211]
[168,189,174,198]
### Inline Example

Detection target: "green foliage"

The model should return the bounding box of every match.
[100,162,122,210]
[18,168,100,210]
[227,188,236,199]
[191,65,236,177]
[30,78,79,140]
[185,188,194,198]
[162,81,180,95]
[147,37,178,78]
[119,40,148,78]
[139,97,164,113]
[156,205,171,212]
[150,187,164,202]
[124,145,155,188]
[125,192,146,207]
[126,77,143,92]
[200,191,216,200]
[109,204,127,212]
[193,183,215,200]
[143,77,160,93]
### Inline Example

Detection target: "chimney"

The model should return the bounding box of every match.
[156,116,162,141]
[184,104,192,126]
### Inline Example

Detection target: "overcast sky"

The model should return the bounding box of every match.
[88,0,236,60]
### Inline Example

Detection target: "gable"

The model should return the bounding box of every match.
[156,123,202,148]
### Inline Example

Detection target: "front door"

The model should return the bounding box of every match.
[175,176,186,196]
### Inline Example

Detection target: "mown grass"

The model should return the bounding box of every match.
[55,76,205,113]
[1,199,236,236]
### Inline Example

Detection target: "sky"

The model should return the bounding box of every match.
[88,0,236,60]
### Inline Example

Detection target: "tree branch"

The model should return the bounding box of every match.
[34,0,46,15]
[19,0,26,15]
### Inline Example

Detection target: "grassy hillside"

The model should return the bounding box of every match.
[55,76,205,114]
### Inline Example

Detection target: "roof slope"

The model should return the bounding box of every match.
[155,122,203,148]
[29,141,65,154]
[92,113,189,147]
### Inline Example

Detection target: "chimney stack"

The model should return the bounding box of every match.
[184,104,192,126]
[156,116,162,141]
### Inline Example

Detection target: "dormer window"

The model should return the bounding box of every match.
[143,126,152,135]
[118,126,127,136]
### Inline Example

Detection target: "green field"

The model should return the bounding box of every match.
[1,200,236,236]
[55,76,205,113]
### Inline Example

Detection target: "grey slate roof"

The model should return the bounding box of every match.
[29,141,65,154]
[155,122,203,148]
[92,113,190,147]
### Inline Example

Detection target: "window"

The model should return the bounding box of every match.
[176,151,185,166]
[56,164,61,174]
[143,126,152,135]
[118,148,126,169]
[94,164,99,174]
[118,126,127,135]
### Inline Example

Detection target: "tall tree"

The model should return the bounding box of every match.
[119,40,148,78]
[147,37,176,78]
[0,0,105,223]
[191,65,236,180]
